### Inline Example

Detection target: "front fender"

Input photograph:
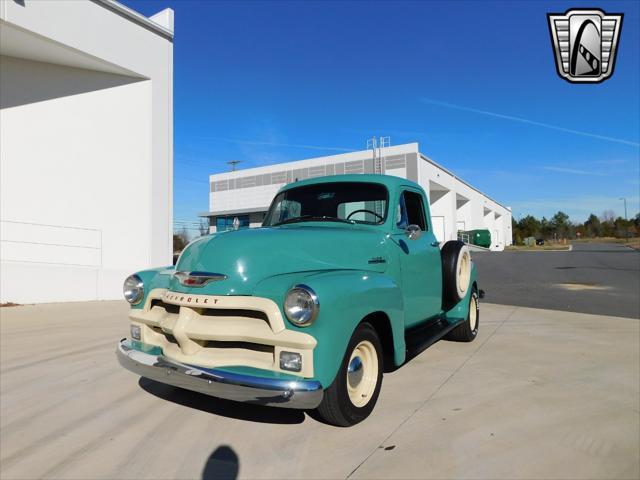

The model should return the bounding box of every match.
[253,270,405,387]
[130,266,175,309]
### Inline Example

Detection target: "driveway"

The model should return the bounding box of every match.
[1,300,638,479]
[472,242,640,318]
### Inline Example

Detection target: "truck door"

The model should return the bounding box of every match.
[392,189,443,328]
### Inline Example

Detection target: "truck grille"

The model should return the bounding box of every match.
[130,290,315,377]
[143,299,276,369]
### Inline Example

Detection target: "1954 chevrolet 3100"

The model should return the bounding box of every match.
[117,174,479,426]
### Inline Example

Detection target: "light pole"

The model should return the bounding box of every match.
[620,197,628,242]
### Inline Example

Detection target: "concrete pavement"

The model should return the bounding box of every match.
[1,301,638,479]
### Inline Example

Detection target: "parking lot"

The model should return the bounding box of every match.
[473,242,640,319]
[1,299,638,479]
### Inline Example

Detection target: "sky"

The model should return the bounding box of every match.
[123,0,640,234]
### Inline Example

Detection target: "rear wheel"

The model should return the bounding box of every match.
[446,288,479,342]
[315,323,383,426]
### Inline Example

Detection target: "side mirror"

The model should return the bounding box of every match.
[405,224,422,240]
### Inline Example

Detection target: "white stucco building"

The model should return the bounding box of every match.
[205,143,512,250]
[0,0,174,303]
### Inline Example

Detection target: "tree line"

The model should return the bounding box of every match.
[512,210,640,244]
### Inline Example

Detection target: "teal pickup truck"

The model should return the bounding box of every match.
[117,174,479,426]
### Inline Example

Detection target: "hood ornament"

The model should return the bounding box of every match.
[174,271,227,287]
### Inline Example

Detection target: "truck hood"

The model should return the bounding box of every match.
[172,226,389,295]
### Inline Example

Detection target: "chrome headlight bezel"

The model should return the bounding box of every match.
[123,274,144,305]
[284,284,319,327]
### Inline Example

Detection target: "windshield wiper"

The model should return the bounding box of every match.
[273,215,355,226]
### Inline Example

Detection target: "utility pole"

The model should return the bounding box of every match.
[620,197,628,220]
[620,197,628,242]
[227,160,242,172]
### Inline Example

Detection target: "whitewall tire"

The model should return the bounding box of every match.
[446,289,479,343]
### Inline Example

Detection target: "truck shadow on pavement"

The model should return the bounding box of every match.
[138,377,306,424]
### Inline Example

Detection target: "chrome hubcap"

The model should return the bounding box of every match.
[347,356,364,388]
[346,340,378,408]
[470,295,478,331]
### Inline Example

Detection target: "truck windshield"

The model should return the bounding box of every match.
[263,182,388,227]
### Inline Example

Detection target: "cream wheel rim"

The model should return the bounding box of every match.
[347,340,378,408]
[457,248,471,298]
[469,294,478,331]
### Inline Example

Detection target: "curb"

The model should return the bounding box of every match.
[507,245,573,252]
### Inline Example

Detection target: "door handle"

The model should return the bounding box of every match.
[430,241,440,247]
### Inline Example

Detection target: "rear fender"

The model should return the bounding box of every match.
[443,263,478,324]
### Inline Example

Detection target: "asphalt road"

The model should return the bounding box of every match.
[1,301,638,479]
[473,242,640,319]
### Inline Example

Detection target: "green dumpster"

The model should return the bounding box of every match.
[465,229,492,248]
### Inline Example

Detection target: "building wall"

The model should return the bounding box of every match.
[417,154,512,248]
[209,144,419,216]
[0,1,173,303]
[208,144,512,249]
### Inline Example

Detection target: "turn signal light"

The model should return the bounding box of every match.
[280,351,302,372]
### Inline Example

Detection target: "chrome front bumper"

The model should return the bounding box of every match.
[116,339,323,409]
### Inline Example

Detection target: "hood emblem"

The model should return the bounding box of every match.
[174,271,227,287]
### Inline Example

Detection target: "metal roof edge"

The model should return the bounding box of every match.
[199,207,265,217]
[93,0,174,40]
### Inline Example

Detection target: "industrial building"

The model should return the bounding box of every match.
[0,0,174,303]
[205,143,512,250]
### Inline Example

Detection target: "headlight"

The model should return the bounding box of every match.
[123,274,144,305]
[284,284,319,326]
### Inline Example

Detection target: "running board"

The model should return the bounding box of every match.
[404,317,463,361]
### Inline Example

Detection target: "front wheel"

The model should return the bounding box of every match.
[315,323,383,426]
[446,288,479,342]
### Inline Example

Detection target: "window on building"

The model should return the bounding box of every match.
[215,215,250,232]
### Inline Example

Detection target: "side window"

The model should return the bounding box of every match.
[396,193,409,229]
[399,191,426,231]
